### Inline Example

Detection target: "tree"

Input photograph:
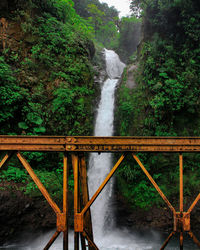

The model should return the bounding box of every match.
[87,3,105,30]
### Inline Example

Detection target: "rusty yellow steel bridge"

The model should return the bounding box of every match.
[1,136,200,249]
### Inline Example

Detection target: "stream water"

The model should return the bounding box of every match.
[0,49,198,249]
[0,229,198,249]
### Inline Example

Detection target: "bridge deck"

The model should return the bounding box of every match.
[0,136,200,152]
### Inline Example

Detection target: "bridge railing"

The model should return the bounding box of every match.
[1,136,200,250]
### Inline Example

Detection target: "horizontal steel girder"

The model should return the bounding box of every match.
[1,136,200,152]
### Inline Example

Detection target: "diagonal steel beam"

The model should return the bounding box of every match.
[81,154,126,216]
[132,154,176,214]
[17,152,61,214]
[187,193,200,214]
[0,151,15,169]
[188,231,200,248]
[82,231,99,250]
[160,231,175,250]
[43,231,60,250]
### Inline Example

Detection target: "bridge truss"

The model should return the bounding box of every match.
[1,136,200,249]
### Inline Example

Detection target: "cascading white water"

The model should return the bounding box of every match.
[88,49,125,237]
[1,49,196,250]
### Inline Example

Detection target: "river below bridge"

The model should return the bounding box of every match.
[0,229,198,250]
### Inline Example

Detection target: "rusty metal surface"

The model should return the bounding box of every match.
[57,213,67,232]
[0,136,66,151]
[174,212,191,232]
[2,136,200,249]
[188,231,200,248]
[0,152,15,169]
[81,154,125,216]
[179,154,183,213]
[74,214,84,232]
[160,232,175,250]
[82,231,99,250]
[1,135,200,152]
[133,153,200,249]
[43,231,60,250]
[17,152,61,214]
[65,136,200,152]
[132,154,176,214]
[63,153,68,249]
[79,154,94,244]
[187,192,200,213]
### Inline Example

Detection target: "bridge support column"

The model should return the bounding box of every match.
[2,135,200,249]
[72,153,94,250]
[132,153,200,249]
[15,152,71,250]
[63,153,69,250]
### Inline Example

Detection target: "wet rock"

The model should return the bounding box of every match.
[125,64,138,89]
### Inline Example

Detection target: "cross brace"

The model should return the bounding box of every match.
[1,136,200,249]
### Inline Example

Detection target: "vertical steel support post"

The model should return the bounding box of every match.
[78,156,86,250]
[63,153,69,250]
[179,154,183,213]
[179,154,183,250]
[79,153,94,247]
[78,154,87,250]
[72,154,80,250]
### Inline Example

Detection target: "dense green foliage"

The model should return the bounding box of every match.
[122,0,200,136]
[1,0,142,201]
[0,56,23,134]
[73,0,141,57]
[0,0,97,195]
[0,163,74,199]
[1,0,95,137]
[73,0,119,49]
[4,0,198,213]
[117,0,200,208]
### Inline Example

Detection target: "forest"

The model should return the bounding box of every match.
[0,0,200,235]
[116,0,200,209]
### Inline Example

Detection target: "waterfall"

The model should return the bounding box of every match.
[1,49,194,249]
[88,49,125,238]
